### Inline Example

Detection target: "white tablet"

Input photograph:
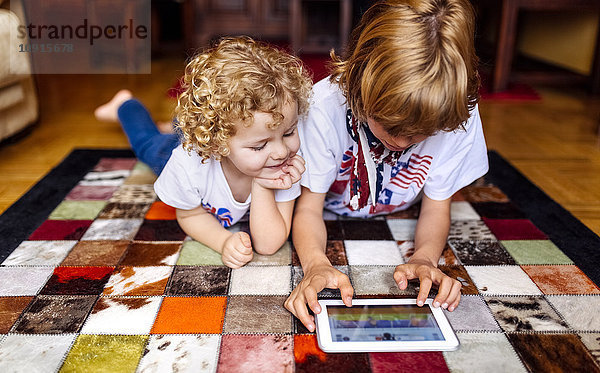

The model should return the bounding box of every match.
[315,299,459,353]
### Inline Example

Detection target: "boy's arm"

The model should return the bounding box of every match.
[249,182,295,255]
[250,154,305,254]
[393,195,462,310]
[176,207,253,268]
[284,187,354,332]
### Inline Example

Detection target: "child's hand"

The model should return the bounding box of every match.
[221,232,254,268]
[282,154,305,185]
[393,259,461,311]
[285,262,354,332]
[255,154,306,190]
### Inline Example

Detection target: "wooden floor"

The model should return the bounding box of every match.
[1,56,600,235]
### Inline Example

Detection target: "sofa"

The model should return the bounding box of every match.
[0,0,39,142]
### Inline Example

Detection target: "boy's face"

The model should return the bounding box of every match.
[225,101,300,179]
[366,117,428,152]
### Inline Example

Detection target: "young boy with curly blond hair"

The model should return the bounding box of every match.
[96,37,312,268]
[286,0,489,332]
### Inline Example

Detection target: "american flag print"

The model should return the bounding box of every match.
[388,153,432,191]
[201,201,234,228]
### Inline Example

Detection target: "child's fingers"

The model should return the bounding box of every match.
[286,166,302,184]
[393,268,409,290]
[238,232,252,248]
[416,277,433,306]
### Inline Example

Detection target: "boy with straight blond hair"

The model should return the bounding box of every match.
[286,0,488,332]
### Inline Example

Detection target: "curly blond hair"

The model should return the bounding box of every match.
[330,0,480,137]
[176,37,313,160]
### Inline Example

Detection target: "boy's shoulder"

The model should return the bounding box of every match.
[168,145,215,172]
[312,77,345,106]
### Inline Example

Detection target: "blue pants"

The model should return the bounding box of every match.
[117,99,180,175]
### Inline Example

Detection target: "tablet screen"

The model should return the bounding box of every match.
[326,305,445,342]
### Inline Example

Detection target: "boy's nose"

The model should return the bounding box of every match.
[271,142,289,160]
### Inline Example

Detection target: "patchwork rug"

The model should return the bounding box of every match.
[0,149,599,372]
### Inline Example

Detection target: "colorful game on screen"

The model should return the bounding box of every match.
[327,305,445,342]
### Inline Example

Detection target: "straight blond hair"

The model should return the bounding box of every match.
[330,0,480,137]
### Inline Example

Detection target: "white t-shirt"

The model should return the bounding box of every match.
[154,145,301,227]
[299,78,489,217]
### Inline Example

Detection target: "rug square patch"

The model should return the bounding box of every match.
[386,219,418,240]
[484,296,569,332]
[0,267,54,296]
[40,266,114,295]
[441,295,499,331]
[578,332,600,366]
[151,296,227,334]
[351,266,418,296]
[123,167,158,185]
[507,333,600,373]
[501,240,573,265]
[48,201,107,220]
[93,158,138,171]
[450,201,481,220]
[175,240,223,266]
[442,332,526,372]
[340,220,395,240]
[546,295,600,331]
[229,266,291,295]
[97,202,152,219]
[80,218,144,241]
[78,170,131,186]
[28,220,92,241]
[294,334,371,371]
[386,204,420,219]
[218,334,293,372]
[61,240,129,266]
[120,242,181,266]
[103,266,172,296]
[398,241,460,266]
[81,297,162,334]
[64,185,119,201]
[2,240,77,266]
[13,295,97,334]
[470,202,526,219]
[144,201,177,220]
[325,220,344,240]
[134,220,187,241]
[344,240,403,265]
[109,184,157,203]
[249,241,292,266]
[137,334,220,373]
[0,297,33,333]
[223,296,291,333]
[459,185,510,203]
[167,266,230,296]
[448,220,496,241]
[439,266,479,295]
[60,335,147,373]
[482,218,547,240]
[465,265,543,295]
[292,240,347,267]
[448,240,516,265]
[370,351,450,373]
[0,334,76,373]
[521,265,600,294]
[292,265,349,298]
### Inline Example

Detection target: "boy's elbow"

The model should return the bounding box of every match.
[253,235,288,256]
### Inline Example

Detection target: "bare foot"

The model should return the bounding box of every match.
[157,121,175,134]
[94,90,133,122]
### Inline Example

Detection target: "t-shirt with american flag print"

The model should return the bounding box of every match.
[298,77,489,218]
